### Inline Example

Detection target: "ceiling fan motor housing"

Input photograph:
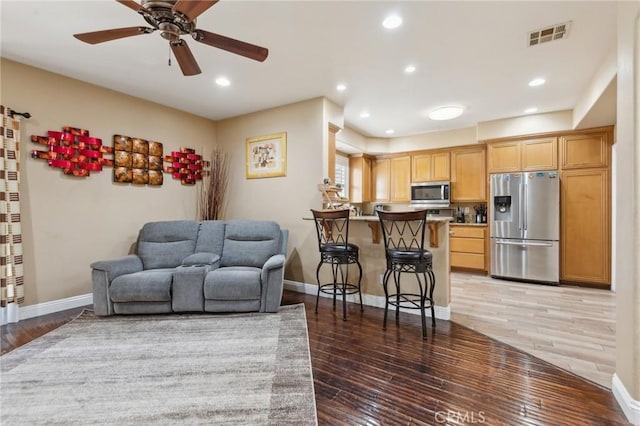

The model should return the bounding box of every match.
[140,0,196,42]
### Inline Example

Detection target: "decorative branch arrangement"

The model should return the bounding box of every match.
[198,148,230,220]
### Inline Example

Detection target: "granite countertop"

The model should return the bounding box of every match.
[349,215,452,223]
[450,222,488,227]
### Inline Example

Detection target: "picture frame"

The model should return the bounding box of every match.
[245,132,287,179]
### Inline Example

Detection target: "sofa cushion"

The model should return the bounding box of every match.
[220,220,281,268]
[136,220,199,269]
[195,221,226,256]
[110,269,174,302]
[204,267,261,300]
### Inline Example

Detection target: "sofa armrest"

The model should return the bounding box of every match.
[91,255,143,316]
[260,254,286,313]
[91,255,143,277]
[182,252,220,267]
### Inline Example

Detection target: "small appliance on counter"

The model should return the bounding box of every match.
[455,207,465,223]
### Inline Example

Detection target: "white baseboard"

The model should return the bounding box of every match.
[284,280,451,320]
[613,373,640,425]
[18,293,93,321]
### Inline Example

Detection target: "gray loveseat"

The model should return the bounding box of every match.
[91,220,288,316]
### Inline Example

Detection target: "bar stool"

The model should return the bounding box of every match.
[311,209,363,320]
[377,209,436,339]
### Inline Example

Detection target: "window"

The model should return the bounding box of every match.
[335,154,349,199]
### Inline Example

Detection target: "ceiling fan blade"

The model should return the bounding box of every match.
[115,0,143,13]
[170,40,202,76]
[192,29,268,62]
[173,0,219,22]
[74,27,154,44]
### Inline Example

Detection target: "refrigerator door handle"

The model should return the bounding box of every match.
[523,177,528,231]
[518,182,524,231]
[495,240,555,247]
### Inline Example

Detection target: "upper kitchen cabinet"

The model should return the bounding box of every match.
[373,155,411,202]
[487,137,557,173]
[450,146,486,202]
[349,154,373,203]
[411,151,450,182]
[390,156,411,202]
[373,158,390,202]
[560,128,612,170]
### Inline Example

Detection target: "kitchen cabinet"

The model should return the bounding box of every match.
[560,168,610,287]
[487,137,557,173]
[349,154,373,203]
[560,130,611,169]
[450,225,486,271]
[373,156,411,202]
[373,158,390,201]
[390,156,411,202]
[450,146,486,202]
[411,151,450,182]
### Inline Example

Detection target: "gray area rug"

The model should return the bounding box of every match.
[1,304,317,425]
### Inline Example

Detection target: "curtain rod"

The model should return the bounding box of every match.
[8,109,31,119]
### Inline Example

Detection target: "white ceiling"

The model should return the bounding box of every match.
[1,1,618,138]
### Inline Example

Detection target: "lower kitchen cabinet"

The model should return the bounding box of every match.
[450,225,486,271]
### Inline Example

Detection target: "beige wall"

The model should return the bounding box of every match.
[614,1,640,403]
[1,59,217,306]
[214,97,327,285]
[390,126,478,152]
[476,110,573,141]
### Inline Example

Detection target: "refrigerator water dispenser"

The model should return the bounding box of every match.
[493,196,511,220]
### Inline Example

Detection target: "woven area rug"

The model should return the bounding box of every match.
[1,304,317,425]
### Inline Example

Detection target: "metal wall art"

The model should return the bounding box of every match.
[163,147,209,185]
[113,135,163,186]
[31,126,113,177]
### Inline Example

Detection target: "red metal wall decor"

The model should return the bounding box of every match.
[163,147,210,185]
[31,126,113,177]
[113,135,163,186]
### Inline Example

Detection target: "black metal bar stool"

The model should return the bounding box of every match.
[311,209,363,320]
[377,209,436,339]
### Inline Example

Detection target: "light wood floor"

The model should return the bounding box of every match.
[450,271,616,389]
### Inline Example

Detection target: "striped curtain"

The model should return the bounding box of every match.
[1,105,24,324]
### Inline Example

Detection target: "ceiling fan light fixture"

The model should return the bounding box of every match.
[428,106,464,121]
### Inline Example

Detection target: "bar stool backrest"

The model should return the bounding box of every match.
[377,210,428,255]
[311,209,351,251]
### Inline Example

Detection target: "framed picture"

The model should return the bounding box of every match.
[246,132,287,179]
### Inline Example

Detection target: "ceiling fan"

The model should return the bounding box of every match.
[73,0,268,76]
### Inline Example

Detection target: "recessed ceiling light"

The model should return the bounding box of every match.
[336,83,347,91]
[428,106,464,121]
[404,65,416,73]
[215,77,230,87]
[385,129,395,135]
[360,111,370,118]
[524,107,538,114]
[528,78,546,87]
[382,14,402,29]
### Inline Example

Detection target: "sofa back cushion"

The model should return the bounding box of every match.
[195,220,226,256]
[221,220,281,268]
[137,221,200,269]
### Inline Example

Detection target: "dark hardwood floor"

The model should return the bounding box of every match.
[1,292,629,425]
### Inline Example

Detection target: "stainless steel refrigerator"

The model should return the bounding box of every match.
[490,171,559,284]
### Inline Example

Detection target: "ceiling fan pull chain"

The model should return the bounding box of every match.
[168,43,172,67]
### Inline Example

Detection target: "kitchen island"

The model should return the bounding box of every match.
[307,215,451,320]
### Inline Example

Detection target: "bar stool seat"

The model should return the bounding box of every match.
[311,209,363,320]
[377,209,436,339]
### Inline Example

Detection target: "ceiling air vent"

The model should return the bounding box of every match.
[528,21,572,47]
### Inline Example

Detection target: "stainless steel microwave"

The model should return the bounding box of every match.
[410,181,450,207]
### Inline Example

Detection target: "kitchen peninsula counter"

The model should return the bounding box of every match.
[306,215,451,320]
